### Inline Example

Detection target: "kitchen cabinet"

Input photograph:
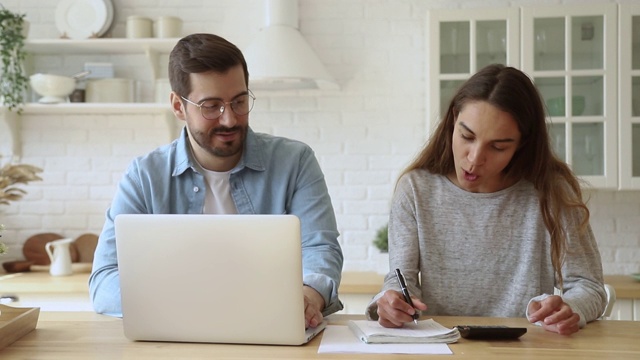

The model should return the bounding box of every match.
[604,275,640,321]
[610,299,634,320]
[336,271,383,315]
[522,3,617,189]
[619,3,640,189]
[427,7,520,132]
[428,3,637,190]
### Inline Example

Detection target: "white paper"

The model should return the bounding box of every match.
[318,325,453,355]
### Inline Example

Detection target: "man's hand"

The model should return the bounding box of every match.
[376,289,427,328]
[528,295,581,335]
[303,285,325,328]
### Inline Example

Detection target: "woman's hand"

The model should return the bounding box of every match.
[528,295,581,335]
[376,289,428,328]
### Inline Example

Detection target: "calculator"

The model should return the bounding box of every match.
[456,325,527,340]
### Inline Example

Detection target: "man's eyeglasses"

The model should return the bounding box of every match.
[181,90,255,120]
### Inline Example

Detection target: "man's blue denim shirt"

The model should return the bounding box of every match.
[89,127,343,317]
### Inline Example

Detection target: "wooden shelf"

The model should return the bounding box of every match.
[1,104,179,159]
[24,38,180,55]
[21,102,173,115]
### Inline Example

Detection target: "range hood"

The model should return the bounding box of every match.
[243,0,339,91]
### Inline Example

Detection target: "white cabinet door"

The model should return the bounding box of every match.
[618,4,640,189]
[337,294,375,315]
[522,4,618,189]
[426,7,520,135]
[610,299,634,321]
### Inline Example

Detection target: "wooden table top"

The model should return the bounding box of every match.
[1,311,639,359]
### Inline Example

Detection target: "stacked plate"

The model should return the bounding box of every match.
[55,0,114,39]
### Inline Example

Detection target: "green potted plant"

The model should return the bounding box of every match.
[372,224,388,253]
[0,5,28,113]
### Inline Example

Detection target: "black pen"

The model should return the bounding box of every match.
[394,268,419,324]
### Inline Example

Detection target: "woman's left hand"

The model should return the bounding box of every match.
[527,295,580,335]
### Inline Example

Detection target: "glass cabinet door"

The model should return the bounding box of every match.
[427,7,520,134]
[522,4,617,189]
[619,4,640,189]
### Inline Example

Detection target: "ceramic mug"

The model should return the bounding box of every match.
[154,16,182,38]
[126,16,153,38]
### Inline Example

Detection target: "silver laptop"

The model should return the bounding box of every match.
[115,214,326,345]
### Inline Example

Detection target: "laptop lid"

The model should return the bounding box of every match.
[115,214,325,345]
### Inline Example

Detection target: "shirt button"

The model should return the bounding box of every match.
[193,186,199,192]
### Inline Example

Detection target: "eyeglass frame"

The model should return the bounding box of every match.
[180,90,255,120]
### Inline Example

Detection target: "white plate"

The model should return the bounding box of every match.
[55,0,113,39]
[98,0,114,36]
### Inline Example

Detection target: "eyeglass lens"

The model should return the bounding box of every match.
[200,94,254,120]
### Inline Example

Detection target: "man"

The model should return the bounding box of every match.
[89,33,343,328]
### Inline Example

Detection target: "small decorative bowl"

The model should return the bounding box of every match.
[29,73,76,104]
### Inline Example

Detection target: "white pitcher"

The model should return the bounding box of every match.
[45,238,74,276]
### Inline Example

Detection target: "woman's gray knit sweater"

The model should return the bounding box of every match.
[366,170,606,327]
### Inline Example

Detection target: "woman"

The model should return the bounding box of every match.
[366,64,606,335]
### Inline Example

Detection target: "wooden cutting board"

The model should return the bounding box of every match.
[73,233,98,263]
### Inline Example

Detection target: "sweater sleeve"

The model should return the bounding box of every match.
[525,205,606,327]
[556,207,607,324]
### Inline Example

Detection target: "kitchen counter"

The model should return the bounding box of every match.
[604,275,640,299]
[0,272,90,293]
[2,272,634,298]
[0,272,92,311]
[339,271,384,294]
[339,272,640,300]
[0,271,376,295]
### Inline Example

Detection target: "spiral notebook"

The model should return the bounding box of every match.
[115,214,326,345]
[348,319,460,344]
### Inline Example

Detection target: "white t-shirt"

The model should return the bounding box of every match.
[193,162,237,214]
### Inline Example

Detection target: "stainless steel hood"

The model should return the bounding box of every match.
[243,0,339,91]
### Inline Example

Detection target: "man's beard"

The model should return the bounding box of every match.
[192,125,246,158]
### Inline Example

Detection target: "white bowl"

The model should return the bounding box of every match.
[30,73,76,104]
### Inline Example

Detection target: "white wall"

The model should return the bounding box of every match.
[0,0,638,276]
